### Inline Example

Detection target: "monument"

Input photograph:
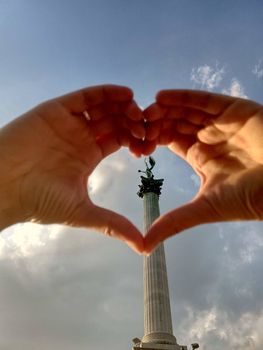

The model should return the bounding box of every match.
[132,157,199,350]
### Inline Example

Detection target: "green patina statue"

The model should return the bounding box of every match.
[137,157,164,198]
[138,156,156,179]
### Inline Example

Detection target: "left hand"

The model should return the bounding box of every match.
[0,85,145,253]
[143,90,263,253]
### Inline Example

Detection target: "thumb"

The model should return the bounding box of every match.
[72,202,144,254]
[144,196,220,254]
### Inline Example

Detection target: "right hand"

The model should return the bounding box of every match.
[144,90,263,253]
[0,85,146,253]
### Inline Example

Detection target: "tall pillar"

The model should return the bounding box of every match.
[132,157,187,350]
[142,192,177,345]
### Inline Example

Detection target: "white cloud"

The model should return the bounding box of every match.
[239,229,263,264]
[181,307,263,350]
[1,223,63,258]
[179,308,257,349]
[252,60,263,79]
[89,157,126,195]
[222,78,248,98]
[191,64,225,90]
[1,150,263,350]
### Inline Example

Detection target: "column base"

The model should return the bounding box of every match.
[132,333,187,350]
[142,332,177,345]
[133,342,187,350]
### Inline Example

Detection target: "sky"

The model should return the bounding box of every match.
[0,1,263,349]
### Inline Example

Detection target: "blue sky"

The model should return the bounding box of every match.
[0,1,263,349]
[1,0,263,116]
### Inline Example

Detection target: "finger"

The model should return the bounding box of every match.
[128,138,157,157]
[117,128,131,147]
[56,85,133,113]
[125,119,145,139]
[141,140,157,155]
[73,202,144,254]
[116,128,145,149]
[144,196,220,254]
[166,106,212,125]
[96,132,121,157]
[186,141,227,169]
[125,100,144,121]
[87,105,105,121]
[197,123,231,144]
[158,129,174,145]
[156,90,236,115]
[174,120,201,135]
[157,120,198,148]
[85,100,142,122]
[89,101,121,120]
[91,118,115,137]
[145,120,162,141]
[167,133,196,159]
[129,138,144,157]
[157,119,174,145]
[145,119,200,144]
[210,99,263,133]
[97,129,149,157]
[144,103,167,121]
[90,114,145,140]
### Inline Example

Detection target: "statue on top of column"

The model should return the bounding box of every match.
[137,157,164,198]
[138,156,156,179]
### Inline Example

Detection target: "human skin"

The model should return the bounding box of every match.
[1,87,263,255]
[144,90,263,253]
[0,85,148,253]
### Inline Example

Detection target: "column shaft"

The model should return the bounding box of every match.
[142,192,177,345]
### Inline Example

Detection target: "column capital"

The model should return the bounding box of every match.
[137,176,164,198]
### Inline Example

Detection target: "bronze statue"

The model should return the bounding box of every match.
[138,156,156,179]
[137,157,164,198]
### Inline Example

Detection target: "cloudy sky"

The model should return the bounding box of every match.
[1,1,263,349]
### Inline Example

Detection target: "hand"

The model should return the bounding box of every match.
[144,90,263,253]
[0,85,145,253]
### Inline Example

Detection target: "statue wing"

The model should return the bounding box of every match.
[149,156,156,168]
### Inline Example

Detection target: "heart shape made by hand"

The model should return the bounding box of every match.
[0,85,262,254]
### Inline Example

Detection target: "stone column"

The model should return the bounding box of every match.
[132,158,188,350]
[142,192,177,345]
